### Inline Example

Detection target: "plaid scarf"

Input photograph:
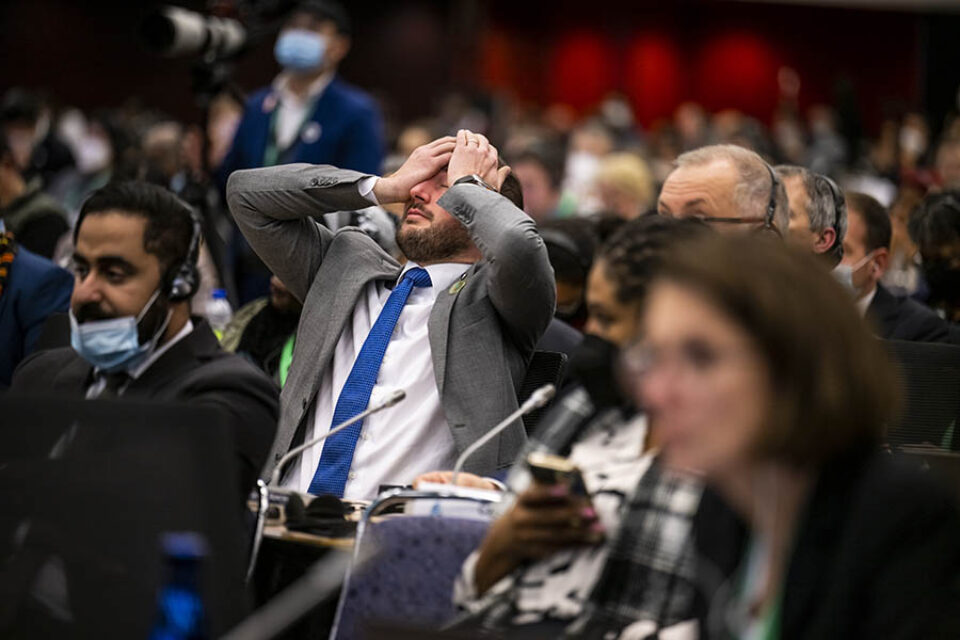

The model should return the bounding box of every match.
[567,458,702,638]
[0,229,16,301]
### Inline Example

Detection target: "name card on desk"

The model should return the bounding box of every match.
[404,483,503,521]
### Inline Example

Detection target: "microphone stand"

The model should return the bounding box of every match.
[450,384,555,487]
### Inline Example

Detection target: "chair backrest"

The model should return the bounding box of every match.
[329,493,496,640]
[519,350,568,434]
[884,340,960,450]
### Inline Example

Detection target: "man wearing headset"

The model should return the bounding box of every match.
[776,164,847,267]
[9,181,279,498]
[657,144,790,235]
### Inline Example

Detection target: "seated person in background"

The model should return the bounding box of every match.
[657,144,789,236]
[433,217,709,638]
[592,152,656,220]
[632,234,960,639]
[909,190,960,337]
[0,130,69,259]
[10,181,278,498]
[227,130,555,500]
[0,220,73,388]
[776,165,846,267]
[222,274,303,386]
[538,218,597,331]
[842,191,952,343]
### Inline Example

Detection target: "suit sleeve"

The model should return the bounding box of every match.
[226,163,377,303]
[20,262,73,357]
[181,360,280,498]
[437,184,556,352]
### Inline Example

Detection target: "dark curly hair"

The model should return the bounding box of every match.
[597,215,710,305]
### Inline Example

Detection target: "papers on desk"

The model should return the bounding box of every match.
[403,482,503,521]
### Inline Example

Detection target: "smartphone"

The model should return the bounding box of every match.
[526,451,588,497]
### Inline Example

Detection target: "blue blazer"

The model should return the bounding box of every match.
[217,76,385,187]
[0,247,73,388]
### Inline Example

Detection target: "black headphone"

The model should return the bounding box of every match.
[539,228,592,277]
[166,208,203,302]
[816,174,846,262]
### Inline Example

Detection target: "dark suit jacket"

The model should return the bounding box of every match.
[0,247,73,388]
[867,283,952,343]
[9,320,279,498]
[217,76,385,186]
[693,448,960,639]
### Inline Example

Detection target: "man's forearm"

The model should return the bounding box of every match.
[226,164,375,222]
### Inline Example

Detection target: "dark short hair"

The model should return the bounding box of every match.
[75,181,197,292]
[0,88,42,125]
[656,234,899,467]
[598,215,710,306]
[539,218,597,284]
[499,171,524,211]
[846,191,891,252]
[909,190,960,257]
[512,141,566,190]
[294,0,351,35]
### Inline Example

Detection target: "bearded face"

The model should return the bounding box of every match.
[395,200,474,264]
[395,170,477,264]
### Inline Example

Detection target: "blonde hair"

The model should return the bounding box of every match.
[595,153,656,213]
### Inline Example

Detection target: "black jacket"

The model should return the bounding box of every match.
[693,448,960,639]
[10,320,279,497]
[867,283,952,344]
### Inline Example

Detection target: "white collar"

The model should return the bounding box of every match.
[856,286,877,318]
[400,262,470,300]
[127,319,195,380]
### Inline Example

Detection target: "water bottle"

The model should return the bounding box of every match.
[205,288,232,340]
[149,532,209,640]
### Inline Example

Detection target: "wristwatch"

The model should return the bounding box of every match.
[453,174,498,192]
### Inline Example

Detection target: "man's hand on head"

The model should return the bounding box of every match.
[372,136,456,204]
[447,129,512,190]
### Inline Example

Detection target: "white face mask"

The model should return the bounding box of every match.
[75,134,112,175]
[834,250,876,296]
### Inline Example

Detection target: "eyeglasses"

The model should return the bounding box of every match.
[621,339,758,383]
[692,215,771,227]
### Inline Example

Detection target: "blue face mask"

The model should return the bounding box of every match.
[70,289,171,373]
[274,29,327,72]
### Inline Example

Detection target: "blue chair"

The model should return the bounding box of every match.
[329,490,500,640]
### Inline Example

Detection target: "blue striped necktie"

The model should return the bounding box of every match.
[308,267,433,496]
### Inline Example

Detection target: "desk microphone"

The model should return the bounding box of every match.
[450,384,555,487]
[268,388,407,488]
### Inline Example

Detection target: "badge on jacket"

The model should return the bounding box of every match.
[449,272,467,295]
[302,122,322,144]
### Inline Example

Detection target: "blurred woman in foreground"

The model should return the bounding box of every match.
[629,234,960,639]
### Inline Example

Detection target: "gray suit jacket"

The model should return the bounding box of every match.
[226,164,555,480]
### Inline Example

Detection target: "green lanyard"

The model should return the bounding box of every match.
[278,332,296,388]
[262,93,321,167]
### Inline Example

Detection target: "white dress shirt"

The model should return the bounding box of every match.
[282,262,469,500]
[271,72,334,150]
[856,285,877,318]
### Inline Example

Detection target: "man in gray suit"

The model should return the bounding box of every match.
[227,130,555,499]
